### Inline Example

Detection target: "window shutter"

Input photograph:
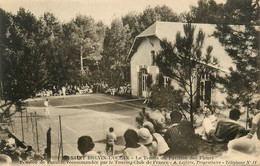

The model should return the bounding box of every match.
[205,81,211,104]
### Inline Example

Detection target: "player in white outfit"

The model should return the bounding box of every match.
[44,99,50,118]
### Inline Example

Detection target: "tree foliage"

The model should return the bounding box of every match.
[213,0,260,107]
[101,19,131,87]
[183,0,224,24]
[61,15,105,85]
[0,9,49,102]
[0,8,53,118]
[148,73,188,113]
[156,24,219,125]
[122,5,180,44]
[183,0,259,25]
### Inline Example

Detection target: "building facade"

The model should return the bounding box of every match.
[128,22,233,107]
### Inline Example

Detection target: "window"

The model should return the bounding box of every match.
[151,51,156,65]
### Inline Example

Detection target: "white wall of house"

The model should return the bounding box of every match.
[130,37,161,97]
[130,37,228,109]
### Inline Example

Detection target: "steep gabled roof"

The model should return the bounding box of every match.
[128,21,241,72]
[137,22,157,37]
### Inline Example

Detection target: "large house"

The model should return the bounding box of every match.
[127,21,234,107]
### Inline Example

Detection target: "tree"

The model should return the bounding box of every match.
[214,0,259,108]
[148,73,188,114]
[122,5,180,41]
[61,15,105,85]
[182,0,224,24]
[223,0,260,25]
[0,8,49,117]
[183,0,260,25]
[39,12,64,88]
[156,23,219,125]
[101,19,131,87]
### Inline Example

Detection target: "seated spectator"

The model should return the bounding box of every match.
[0,140,7,153]
[210,108,248,143]
[5,134,15,148]
[25,146,35,161]
[164,111,198,156]
[34,153,44,162]
[77,136,99,156]
[201,107,218,140]
[9,149,22,163]
[3,144,15,155]
[42,148,48,161]
[138,128,158,157]
[61,155,69,163]
[227,101,260,157]
[142,121,169,155]
[123,129,150,157]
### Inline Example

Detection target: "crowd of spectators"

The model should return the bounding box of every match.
[35,84,93,97]
[1,101,259,164]
[77,102,260,159]
[0,133,48,165]
[34,83,131,98]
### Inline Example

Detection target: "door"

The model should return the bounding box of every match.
[138,68,148,97]
[142,74,148,97]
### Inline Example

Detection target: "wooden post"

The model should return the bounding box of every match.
[35,118,39,152]
[26,108,28,122]
[58,116,63,160]
[246,106,249,130]
[47,128,51,162]
[20,111,24,142]
[30,113,36,148]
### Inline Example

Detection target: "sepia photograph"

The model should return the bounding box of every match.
[0,0,259,165]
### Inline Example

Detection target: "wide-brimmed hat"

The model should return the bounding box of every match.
[142,121,154,132]
[138,128,153,145]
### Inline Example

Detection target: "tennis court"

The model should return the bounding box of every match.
[11,94,144,159]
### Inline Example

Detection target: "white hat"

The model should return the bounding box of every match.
[143,121,154,132]
[138,128,153,145]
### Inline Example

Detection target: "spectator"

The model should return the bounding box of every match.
[5,134,15,148]
[111,86,116,96]
[42,148,48,161]
[227,100,260,157]
[3,144,15,158]
[34,153,44,162]
[143,121,169,155]
[25,146,35,161]
[138,128,158,157]
[61,155,69,163]
[77,136,99,156]
[123,129,150,158]
[201,106,218,140]
[0,140,6,153]
[210,108,247,143]
[106,127,117,156]
[9,149,22,163]
[164,111,198,155]
[246,101,260,140]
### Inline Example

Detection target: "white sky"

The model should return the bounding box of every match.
[0,0,226,25]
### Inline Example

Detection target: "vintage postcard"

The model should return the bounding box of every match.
[0,0,259,165]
